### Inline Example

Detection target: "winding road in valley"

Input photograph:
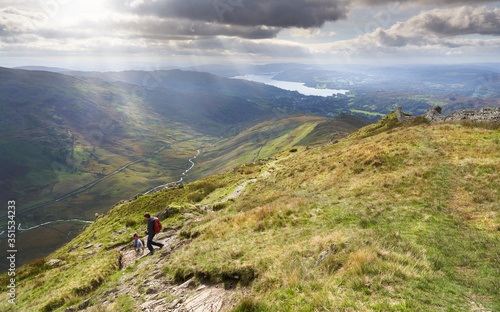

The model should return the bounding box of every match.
[0,136,223,234]
[0,141,200,227]
[0,145,169,223]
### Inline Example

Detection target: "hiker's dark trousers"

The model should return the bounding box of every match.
[147,233,162,252]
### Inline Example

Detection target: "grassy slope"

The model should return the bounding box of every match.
[2,116,499,311]
[188,115,327,181]
[170,117,500,311]
[189,113,372,182]
[296,113,372,146]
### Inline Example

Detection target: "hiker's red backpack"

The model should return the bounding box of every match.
[154,217,162,233]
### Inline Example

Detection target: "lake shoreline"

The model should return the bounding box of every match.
[232,74,349,97]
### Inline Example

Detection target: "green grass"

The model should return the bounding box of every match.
[3,118,499,311]
[188,116,326,181]
[0,251,120,312]
[350,109,385,117]
[164,119,500,311]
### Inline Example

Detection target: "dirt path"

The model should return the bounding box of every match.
[95,229,238,312]
[118,229,180,269]
[201,179,257,211]
[82,179,258,311]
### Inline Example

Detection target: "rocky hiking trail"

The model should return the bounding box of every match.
[106,231,238,312]
[200,179,257,212]
[79,178,258,312]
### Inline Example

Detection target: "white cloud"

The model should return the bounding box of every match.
[0,7,47,35]
[329,6,500,50]
[289,28,324,39]
[354,0,499,8]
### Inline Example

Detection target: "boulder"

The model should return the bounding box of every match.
[424,106,446,122]
[156,207,179,221]
[46,259,66,266]
[395,106,414,122]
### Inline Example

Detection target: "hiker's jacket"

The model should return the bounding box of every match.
[147,217,156,240]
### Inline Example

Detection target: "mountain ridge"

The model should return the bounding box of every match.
[2,115,498,311]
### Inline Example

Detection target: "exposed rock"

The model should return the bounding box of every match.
[395,106,500,123]
[145,287,160,294]
[178,277,196,289]
[169,298,183,308]
[394,106,414,122]
[444,107,500,122]
[315,244,336,266]
[424,106,446,122]
[156,207,179,221]
[78,297,92,310]
[68,245,79,253]
[46,259,66,266]
[144,181,184,196]
[84,244,94,249]
[183,285,231,312]
[253,157,277,164]
[140,298,166,310]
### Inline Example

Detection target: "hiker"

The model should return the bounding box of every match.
[133,232,144,252]
[144,212,164,255]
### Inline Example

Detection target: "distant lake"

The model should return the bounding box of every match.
[233,74,349,97]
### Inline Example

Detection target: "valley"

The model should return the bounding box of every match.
[0,66,371,269]
[0,64,499,307]
[1,113,498,311]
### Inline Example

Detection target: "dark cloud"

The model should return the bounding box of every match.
[113,18,281,40]
[0,6,279,41]
[116,0,349,28]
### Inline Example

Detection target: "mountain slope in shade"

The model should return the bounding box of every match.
[0,66,273,213]
[64,69,299,102]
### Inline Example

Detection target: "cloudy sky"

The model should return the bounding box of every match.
[1,0,500,70]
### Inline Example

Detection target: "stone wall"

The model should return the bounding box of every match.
[394,106,500,123]
[394,107,415,122]
[443,107,500,122]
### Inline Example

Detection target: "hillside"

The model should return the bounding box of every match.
[0,66,372,270]
[2,115,498,311]
[187,113,371,182]
[63,69,300,103]
[0,67,277,269]
[296,113,372,146]
[0,66,263,209]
